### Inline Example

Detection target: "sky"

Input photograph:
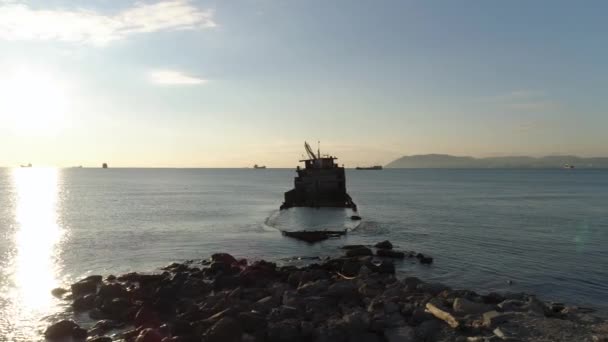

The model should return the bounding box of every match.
[0,0,606,167]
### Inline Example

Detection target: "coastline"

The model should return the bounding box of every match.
[45,242,607,342]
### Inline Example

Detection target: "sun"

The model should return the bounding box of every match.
[0,66,70,136]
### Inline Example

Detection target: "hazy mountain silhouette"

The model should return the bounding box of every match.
[385,154,608,168]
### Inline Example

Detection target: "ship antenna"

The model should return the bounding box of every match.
[317,140,321,159]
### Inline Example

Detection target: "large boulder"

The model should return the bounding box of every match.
[44,320,86,340]
[135,328,163,342]
[98,283,128,299]
[211,253,238,265]
[71,275,102,297]
[346,247,373,257]
[267,319,301,342]
[453,297,493,315]
[205,317,243,342]
[374,240,393,250]
[326,281,358,298]
[384,326,416,342]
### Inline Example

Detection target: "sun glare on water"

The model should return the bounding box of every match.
[1,168,64,340]
[0,67,70,136]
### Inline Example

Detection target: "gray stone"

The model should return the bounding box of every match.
[326,281,358,298]
[374,240,393,249]
[498,299,526,312]
[346,247,373,257]
[205,317,242,342]
[268,319,301,342]
[483,311,516,327]
[342,310,370,332]
[417,282,450,296]
[349,332,381,342]
[253,295,279,313]
[415,320,440,340]
[384,326,416,342]
[453,297,493,315]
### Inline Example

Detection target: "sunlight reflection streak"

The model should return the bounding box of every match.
[7,168,63,340]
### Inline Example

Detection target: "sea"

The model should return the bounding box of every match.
[0,167,607,340]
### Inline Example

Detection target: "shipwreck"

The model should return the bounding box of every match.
[281,141,357,211]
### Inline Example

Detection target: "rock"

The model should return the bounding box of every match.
[239,311,267,333]
[253,295,280,313]
[88,319,125,337]
[205,317,242,342]
[44,320,83,340]
[482,292,506,305]
[342,310,370,332]
[493,326,520,340]
[267,319,301,341]
[419,256,433,264]
[415,320,440,341]
[135,306,162,328]
[71,276,101,297]
[211,253,238,265]
[101,297,131,320]
[135,328,163,342]
[498,299,526,312]
[374,240,393,249]
[341,260,363,277]
[298,279,330,296]
[269,305,299,321]
[73,293,96,311]
[425,302,460,328]
[346,247,373,257]
[376,249,405,259]
[410,308,434,325]
[87,337,112,342]
[482,311,516,327]
[525,296,550,316]
[370,260,395,274]
[402,277,422,291]
[349,332,381,342]
[51,287,68,297]
[98,283,128,299]
[418,282,450,296]
[453,297,493,315]
[384,326,416,342]
[326,281,358,298]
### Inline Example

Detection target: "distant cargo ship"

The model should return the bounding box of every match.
[355,165,383,170]
[563,164,575,169]
[253,164,266,169]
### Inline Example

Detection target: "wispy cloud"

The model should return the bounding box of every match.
[508,101,560,111]
[148,70,206,85]
[475,89,561,112]
[0,1,216,45]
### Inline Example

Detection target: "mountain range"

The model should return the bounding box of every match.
[385,154,608,168]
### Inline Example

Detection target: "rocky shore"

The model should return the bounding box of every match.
[47,242,608,342]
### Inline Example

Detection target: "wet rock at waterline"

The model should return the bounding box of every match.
[45,251,607,342]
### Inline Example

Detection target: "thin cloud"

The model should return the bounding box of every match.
[509,101,560,111]
[148,70,206,85]
[0,1,216,46]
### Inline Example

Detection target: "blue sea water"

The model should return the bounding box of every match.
[0,168,607,340]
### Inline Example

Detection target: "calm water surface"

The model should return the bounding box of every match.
[0,168,607,340]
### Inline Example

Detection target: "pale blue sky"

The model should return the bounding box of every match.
[0,0,606,167]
